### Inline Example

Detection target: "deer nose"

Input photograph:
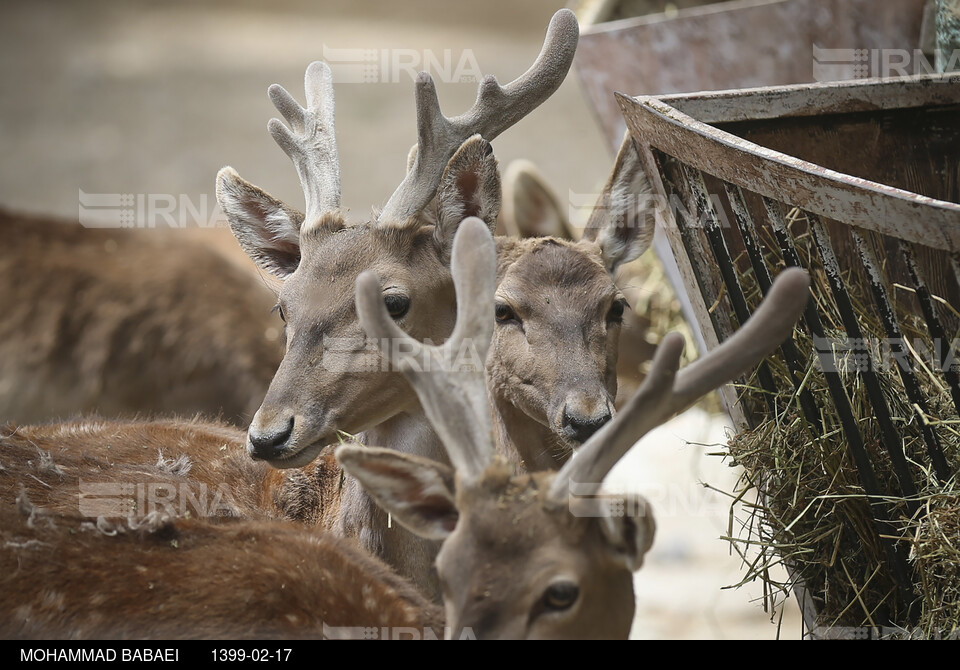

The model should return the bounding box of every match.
[247,416,295,460]
[561,407,612,444]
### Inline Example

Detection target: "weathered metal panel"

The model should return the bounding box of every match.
[576,0,929,152]
[617,79,960,252]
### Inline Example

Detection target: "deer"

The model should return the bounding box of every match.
[0,219,809,640]
[339,217,811,639]
[213,9,668,598]
[488,136,655,467]
[0,207,284,427]
[498,137,667,409]
[0,421,442,639]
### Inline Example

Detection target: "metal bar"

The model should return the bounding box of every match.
[900,241,960,422]
[762,197,919,617]
[724,183,823,431]
[652,150,736,346]
[854,232,952,484]
[638,144,750,431]
[950,252,960,302]
[682,165,778,418]
[806,217,919,505]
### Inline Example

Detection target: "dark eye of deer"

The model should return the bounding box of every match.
[384,295,410,320]
[271,303,286,323]
[495,302,519,325]
[607,299,626,324]
[542,580,579,611]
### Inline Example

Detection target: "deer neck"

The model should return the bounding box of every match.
[491,390,570,472]
[360,410,449,464]
[335,408,447,602]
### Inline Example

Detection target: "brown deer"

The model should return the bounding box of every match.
[0,220,808,640]
[0,208,283,427]
[214,10,668,597]
[339,217,811,639]
[498,137,667,410]
[0,422,441,639]
[488,136,655,468]
[214,9,588,596]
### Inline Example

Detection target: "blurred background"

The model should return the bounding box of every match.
[0,0,612,227]
[0,0,808,639]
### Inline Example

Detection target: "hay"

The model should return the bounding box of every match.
[722,209,960,638]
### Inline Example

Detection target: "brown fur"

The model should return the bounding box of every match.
[0,419,443,639]
[499,153,660,411]
[0,208,284,427]
[0,417,270,517]
[1,504,442,639]
[489,236,623,470]
[436,465,649,639]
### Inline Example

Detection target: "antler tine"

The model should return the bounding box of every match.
[378,8,579,225]
[548,267,811,501]
[267,61,341,226]
[355,217,497,479]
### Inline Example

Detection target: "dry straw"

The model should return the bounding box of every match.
[722,209,960,639]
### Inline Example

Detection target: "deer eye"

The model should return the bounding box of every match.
[271,302,286,323]
[607,299,627,324]
[542,580,579,611]
[495,302,520,325]
[383,294,410,320]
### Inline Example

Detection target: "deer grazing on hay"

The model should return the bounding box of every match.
[215,9,661,597]
[340,218,811,639]
[0,208,283,427]
[0,219,809,640]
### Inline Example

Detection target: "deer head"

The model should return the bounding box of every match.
[215,10,579,470]
[488,136,655,465]
[338,218,811,639]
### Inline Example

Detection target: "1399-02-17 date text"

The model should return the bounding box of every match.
[212,648,293,662]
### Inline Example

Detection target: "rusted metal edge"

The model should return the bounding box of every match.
[655,73,960,124]
[616,90,960,251]
[579,0,786,36]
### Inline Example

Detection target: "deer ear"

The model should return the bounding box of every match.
[434,136,501,255]
[581,138,655,274]
[335,443,459,541]
[597,493,656,572]
[405,144,419,174]
[501,159,574,240]
[216,166,304,278]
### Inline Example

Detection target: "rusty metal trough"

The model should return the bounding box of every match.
[618,72,960,635]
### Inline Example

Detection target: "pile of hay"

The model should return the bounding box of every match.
[722,211,960,639]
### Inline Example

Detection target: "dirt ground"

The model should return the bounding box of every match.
[0,0,804,639]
